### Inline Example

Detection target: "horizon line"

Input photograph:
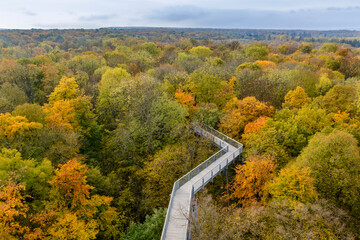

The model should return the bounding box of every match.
[0,26,359,32]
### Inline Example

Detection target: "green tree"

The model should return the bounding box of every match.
[294,105,330,136]
[67,53,103,77]
[244,125,291,168]
[315,85,358,116]
[129,50,153,73]
[0,82,28,113]
[245,43,269,60]
[12,103,46,124]
[236,62,261,71]
[188,72,222,103]
[104,51,129,67]
[143,134,212,209]
[140,42,161,57]
[193,103,223,128]
[297,129,360,218]
[96,67,131,129]
[0,148,53,205]
[121,208,166,240]
[319,43,338,53]
[0,61,40,103]
[194,196,359,240]
[194,191,360,240]
[299,43,314,54]
[176,53,203,73]
[190,46,212,57]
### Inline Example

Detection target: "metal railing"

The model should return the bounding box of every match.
[192,147,242,194]
[160,124,243,240]
[199,124,243,150]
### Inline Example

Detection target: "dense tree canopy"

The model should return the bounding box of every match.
[0,29,360,239]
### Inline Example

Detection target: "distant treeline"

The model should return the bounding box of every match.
[1,28,360,50]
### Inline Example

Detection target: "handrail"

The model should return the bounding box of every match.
[161,124,243,240]
[161,182,179,240]
[200,124,243,149]
[192,147,242,194]
[161,128,229,240]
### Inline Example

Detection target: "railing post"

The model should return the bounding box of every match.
[202,178,204,189]
[211,170,213,181]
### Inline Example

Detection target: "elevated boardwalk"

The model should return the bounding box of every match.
[161,125,243,240]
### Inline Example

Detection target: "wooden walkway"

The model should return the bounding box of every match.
[161,125,243,240]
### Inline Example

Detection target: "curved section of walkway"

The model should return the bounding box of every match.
[161,125,243,240]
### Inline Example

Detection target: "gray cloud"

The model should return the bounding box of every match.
[2,1,360,29]
[146,6,360,29]
[79,14,117,21]
[151,6,208,21]
[327,6,360,11]
[20,8,37,16]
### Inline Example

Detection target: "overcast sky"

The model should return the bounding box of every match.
[1,0,360,30]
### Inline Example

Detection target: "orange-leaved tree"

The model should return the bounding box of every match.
[33,158,119,239]
[175,89,195,108]
[0,180,29,239]
[243,116,269,138]
[219,97,274,139]
[255,60,276,69]
[230,156,276,206]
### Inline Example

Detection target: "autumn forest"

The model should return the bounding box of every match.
[0,28,360,239]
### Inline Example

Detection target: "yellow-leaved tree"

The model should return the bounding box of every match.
[266,164,318,203]
[282,86,311,109]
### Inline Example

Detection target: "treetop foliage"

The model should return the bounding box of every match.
[0,29,360,238]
